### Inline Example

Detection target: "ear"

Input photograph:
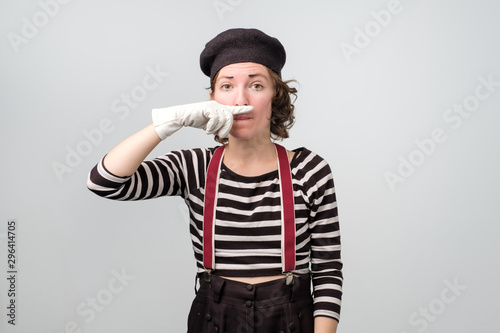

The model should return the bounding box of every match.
[209,90,214,100]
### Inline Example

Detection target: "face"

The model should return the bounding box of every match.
[210,62,275,141]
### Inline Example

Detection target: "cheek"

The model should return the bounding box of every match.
[212,94,233,105]
[258,96,274,116]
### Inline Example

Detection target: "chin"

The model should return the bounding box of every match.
[229,126,271,141]
[230,132,272,143]
[229,133,251,141]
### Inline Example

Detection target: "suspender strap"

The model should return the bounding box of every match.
[202,145,225,270]
[275,143,296,272]
[202,144,296,273]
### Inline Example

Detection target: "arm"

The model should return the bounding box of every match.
[104,101,252,177]
[315,316,338,333]
[87,101,253,199]
[307,156,343,324]
[103,123,161,177]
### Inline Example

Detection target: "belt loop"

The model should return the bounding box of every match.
[210,275,225,304]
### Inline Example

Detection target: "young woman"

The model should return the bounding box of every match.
[87,28,343,333]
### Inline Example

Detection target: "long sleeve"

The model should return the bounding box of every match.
[86,149,203,201]
[304,155,343,321]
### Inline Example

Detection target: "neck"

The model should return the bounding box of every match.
[226,136,275,160]
[223,136,277,176]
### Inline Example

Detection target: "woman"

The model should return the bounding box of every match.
[87,28,342,333]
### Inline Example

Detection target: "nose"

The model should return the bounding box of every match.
[234,88,249,106]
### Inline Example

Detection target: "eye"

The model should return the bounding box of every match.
[252,83,263,90]
[220,84,231,90]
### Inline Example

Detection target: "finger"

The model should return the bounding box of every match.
[204,117,217,134]
[217,111,234,138]
[205,110,223,134]
[229,105,253,115]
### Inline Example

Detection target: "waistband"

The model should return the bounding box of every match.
[195,273,312,307]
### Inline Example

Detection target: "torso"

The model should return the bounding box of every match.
[219,148,297,285]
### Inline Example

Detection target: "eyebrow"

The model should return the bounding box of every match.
[248,73,266,78]
[219,73,267,80]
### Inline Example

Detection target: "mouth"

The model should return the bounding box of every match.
[233,115,252,121]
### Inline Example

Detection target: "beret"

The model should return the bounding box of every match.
[200,28,286,82]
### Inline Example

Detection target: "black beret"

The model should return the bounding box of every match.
[200,28,286,82]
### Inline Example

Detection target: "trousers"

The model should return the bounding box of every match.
[187,273,314,333]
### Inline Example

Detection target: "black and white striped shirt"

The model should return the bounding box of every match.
[87,146,343,320]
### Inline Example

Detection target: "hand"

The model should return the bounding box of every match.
[152,100,253,140]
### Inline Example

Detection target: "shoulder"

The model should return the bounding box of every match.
[151,147,221,174]
[155,146,222,183]
[289,147,335,189]
[161,146,220,160]
[290,147,331,171]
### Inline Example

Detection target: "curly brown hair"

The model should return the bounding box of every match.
[210,67,298,144]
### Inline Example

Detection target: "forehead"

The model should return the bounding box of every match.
[217,62,270,79]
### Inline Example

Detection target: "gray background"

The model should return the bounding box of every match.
[1,0,499,332]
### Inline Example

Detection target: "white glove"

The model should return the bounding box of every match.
[152,100,253,140]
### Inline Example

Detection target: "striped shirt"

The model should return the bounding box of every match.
[87,146,343,320]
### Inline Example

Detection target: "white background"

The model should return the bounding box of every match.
[1,0,499,332]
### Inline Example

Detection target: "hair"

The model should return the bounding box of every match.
[210,67,298,144]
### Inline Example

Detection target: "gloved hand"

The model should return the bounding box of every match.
[152,100,253,140]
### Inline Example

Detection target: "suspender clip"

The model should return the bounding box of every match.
[203,269,213,283]
[285,271,294,286]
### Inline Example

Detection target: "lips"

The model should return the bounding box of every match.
[233,115,252,121]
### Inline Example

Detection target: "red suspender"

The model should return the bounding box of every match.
[275,144,296,272]
[203,144,296,273]
[202,145,225,270]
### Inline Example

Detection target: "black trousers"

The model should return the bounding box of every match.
[187,273,314,333]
